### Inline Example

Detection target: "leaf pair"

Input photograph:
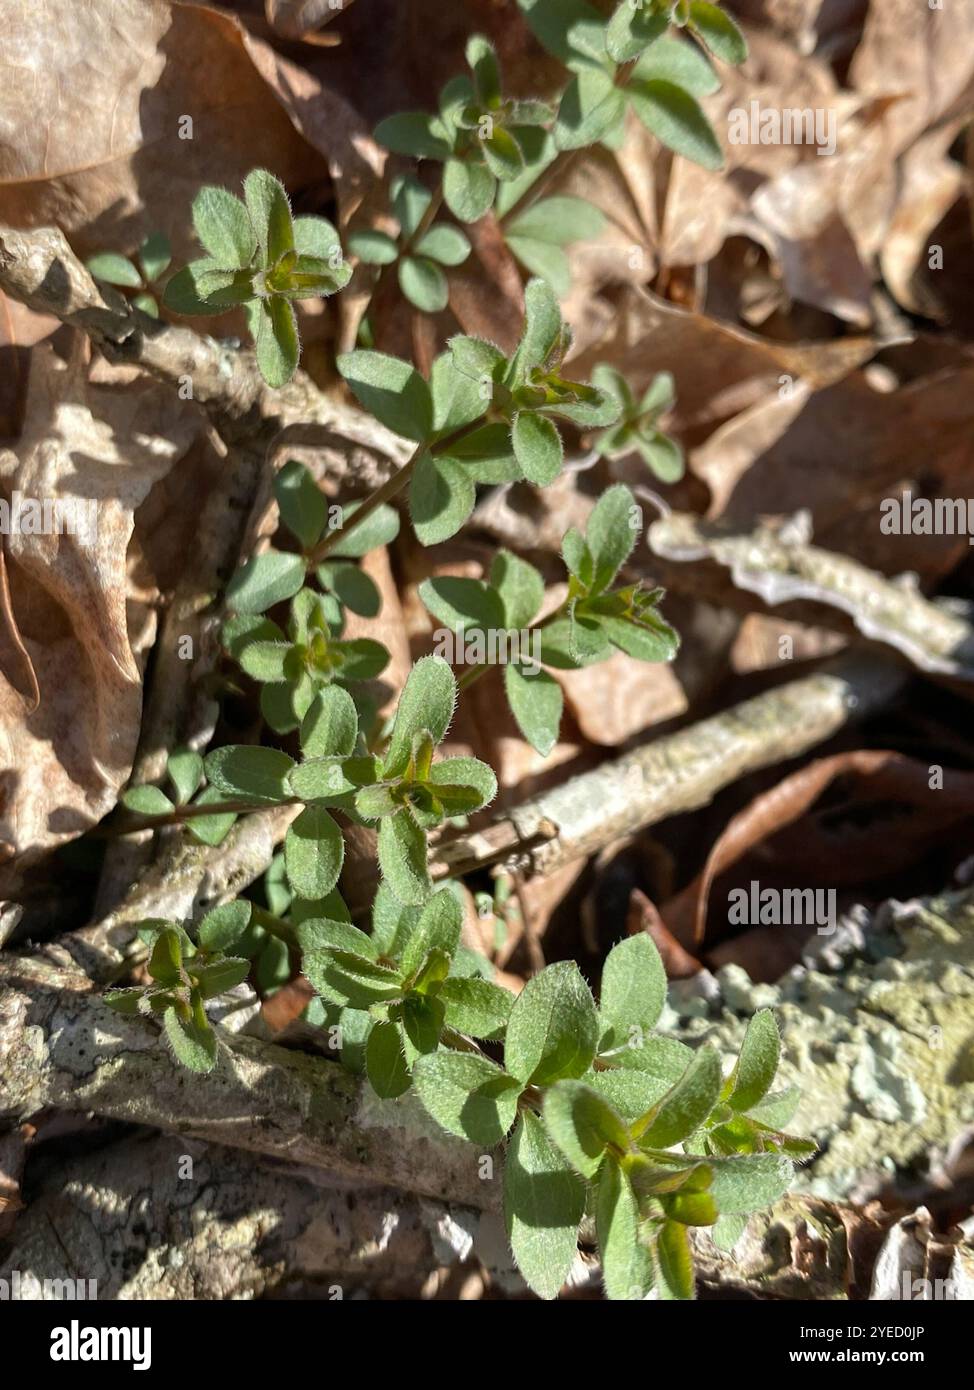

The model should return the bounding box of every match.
[274,458,401,618]
[353,656,496,904]
[348,175,471,313]
[375,35,552,223]
[520,0,746,171]
[164,169,351,387]
[87,231,171,317]
[592,366,684,482]
[121,747,240,848]
[554,483,679,666]
[223,584,388,735]
[500,194,605,297]
[302,884,512,1098]
[104,904,255,1073]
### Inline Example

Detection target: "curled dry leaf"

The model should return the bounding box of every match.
[662,750,974,948]
[0,343,206,879]
[0,0,319,261]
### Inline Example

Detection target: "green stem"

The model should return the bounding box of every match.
[106,796,299,837]
[309,445,422,564]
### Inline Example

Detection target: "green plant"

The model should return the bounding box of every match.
[87,232,172,317]
[163,168,350,386]
[108,3,814,1301]
[592,366,685,482]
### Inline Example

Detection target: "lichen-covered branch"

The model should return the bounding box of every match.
[439,653,906,881]
[648,512,974,683]
[0,952,495,1213]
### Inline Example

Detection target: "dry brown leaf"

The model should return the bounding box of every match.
[0,0,324,261]
[663,750,974,948]
[0,342,208,877]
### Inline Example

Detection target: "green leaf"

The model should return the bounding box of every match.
[297,917,375,959]
[390,174,432,237]
[747,1085,801,1131]
[505,195,605,246]
[443,158,496,223]
[401,992,445,1054]
[608,1032,693,1078]
[227,550,306,615]
[243,169,294,266]
[633,35,720,97]
[636,431,684,482]
[204,745,294,803]
[167,748,203,805]
[254,295,300,388]
[384,655,456,776]
[689,1,748,65]
[419,576,505,634]
[429,351,486,433]
[512,411,563,485]
[555,69,627,150]
[597,1160,654,1300]
[543,1079,630,1178]
[371,882,421,959]
[337,350,433,442]
[348,229,399,265]
[192,956,251,1000]
[504,960,599,1086]
[481,125,525,182]
[374,111,453,161]
[449,334,506,384]
[162,264,217,316]
[191,186,257,268]
[601,611,679,663]
[148,927,184,986]
[427,756,497,810]
[605,2,667,62]
[132,292,159,318]
[400,888,463,978]
[504,1110,585,1301]
[164,1005,217,1073]
[508,277,562,384]
[122,785,175,817]
[504,663,562,757]
[300,686,358,758]
[438,977,513,1039]
[410,452,477,545]
[305,948,403,1009]
[293,215,343,262]
[518,0,609,71]
[412,1051,521,1145]
[197,900,252,953]
[378,811,431,906]
[505,237,572,296]
[415,224,471,267]
[656,1219,696,1300]
[366,1019,411,1097]
[86,252,142,288]
[491,550,545,628]
[725,1008,780,1112]
[284,805,344,898]
[467,33,501,105]
[323,559,382,616]
[599,933,667,1048]
[586,483,637,592]
[711,1212,749,1252]
[587,1068,680,1120]
[185,789,238,847]
[627,78,723,172]
[635,1044,723,1148]
[398,254,449,312]
[104,987,145,1016]
[238,640,290,683]
[139,232,171,282]
[327,500,401,558]
[274,459,328,550]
